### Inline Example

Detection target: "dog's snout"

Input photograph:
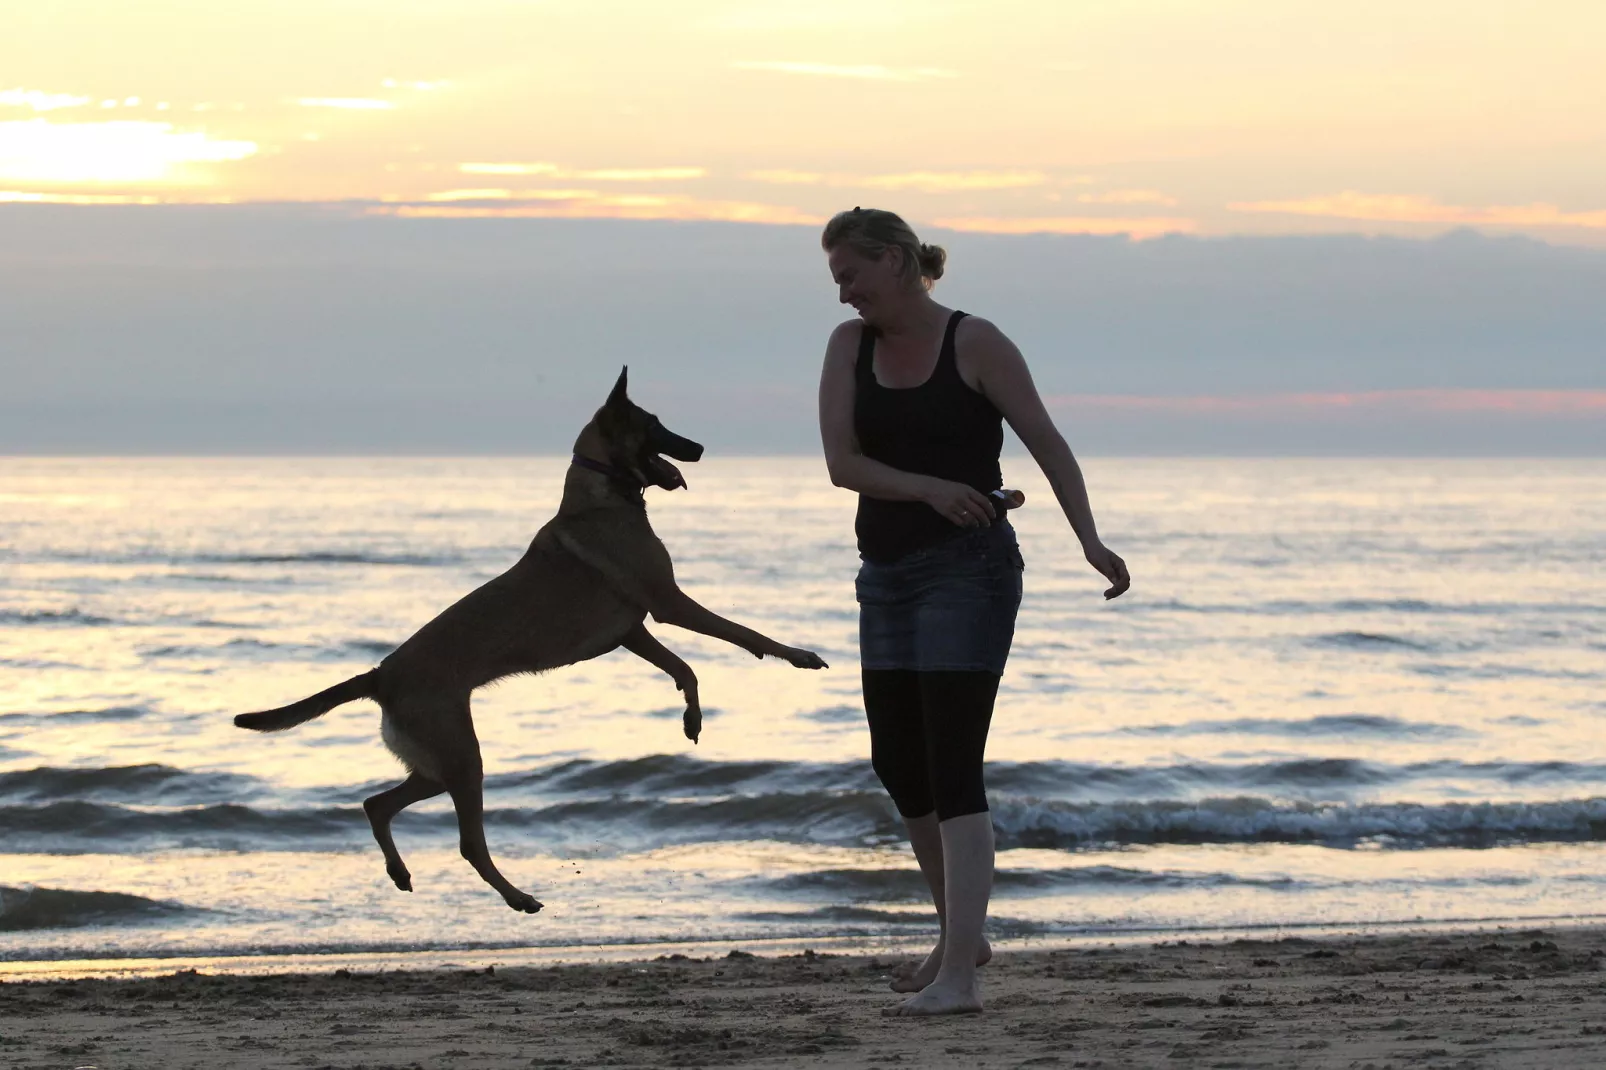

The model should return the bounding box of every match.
[649,423,704,463]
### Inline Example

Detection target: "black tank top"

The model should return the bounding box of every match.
[854,310,1004,563]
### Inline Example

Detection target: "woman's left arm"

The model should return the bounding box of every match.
[966,319,1131,600]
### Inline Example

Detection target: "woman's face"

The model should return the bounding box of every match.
[827,244,905,323]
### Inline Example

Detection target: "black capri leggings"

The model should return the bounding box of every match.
[863,668,1001,821]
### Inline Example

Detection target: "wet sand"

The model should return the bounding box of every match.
[4,926,1606,1068]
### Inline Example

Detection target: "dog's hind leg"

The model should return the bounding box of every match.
[363,772,445,892]
[443,768,544,914]
[619,622,702,743]
[427,707,542,914]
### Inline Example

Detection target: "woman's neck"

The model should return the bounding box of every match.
[871,293,947,339]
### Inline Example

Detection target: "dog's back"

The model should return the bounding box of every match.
[375,514,649,697]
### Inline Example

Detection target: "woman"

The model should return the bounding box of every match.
[817,207,1129,1016]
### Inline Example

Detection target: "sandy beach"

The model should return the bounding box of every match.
[4,926,1605,1069]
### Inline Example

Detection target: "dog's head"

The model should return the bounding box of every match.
[580,367,705,490]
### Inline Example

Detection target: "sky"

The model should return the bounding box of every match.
[1,1,1602,454]
[4,0,1605,243]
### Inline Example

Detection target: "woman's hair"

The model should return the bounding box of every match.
[820,207,946,289]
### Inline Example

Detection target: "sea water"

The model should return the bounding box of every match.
[2,457,1604,968]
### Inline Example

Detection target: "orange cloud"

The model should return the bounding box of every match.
[1077,189,1179,206]
[731,61,957,82]
[745,169,1046,192]
[863,170,1046,192]
[296,97,395,110]
[374,193,822,226]
[744,169,827,185]
[1230,192,1606,230]
[459,163,705,181]
[932,215,1196,239]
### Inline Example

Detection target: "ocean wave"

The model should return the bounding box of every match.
[758,865,1296,902]
[503,754,1606,803]
[0,885,194,932]
[21,754,1606,816]
[1312,631,1436,652]
[11,789,1606,855]
[0,801,361,850]
[193,551,456,567]
[1117,714,1468,740]
[0,792,901,853]
[487,754,880,797]
[1411,663,1602,681]
[0,764,259,805]
[798,704,865,724]
[0,705,150,725]
[736,904,1050,934]
[1128,597,1606,618]
[0,608,114,626]
[736,905,949,927]
[992,796,1606,850]
[985,757,1606,798]
[140,637,393,662]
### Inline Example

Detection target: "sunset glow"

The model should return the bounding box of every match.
[0,119,257,184]
[0,1,1601,242]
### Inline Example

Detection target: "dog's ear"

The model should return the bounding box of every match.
[606,366,629,408]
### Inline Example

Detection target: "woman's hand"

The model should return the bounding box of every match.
[1084,541,1130,600]
[922,479,997,527]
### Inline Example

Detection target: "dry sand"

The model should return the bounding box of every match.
[5,926,1606,1069]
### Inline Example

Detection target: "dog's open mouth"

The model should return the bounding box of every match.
[645,454,686,490]
[641,421,702,490]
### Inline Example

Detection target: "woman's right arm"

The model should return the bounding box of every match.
[817,321,998,524]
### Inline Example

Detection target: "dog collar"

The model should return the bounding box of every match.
[570,453,643,489]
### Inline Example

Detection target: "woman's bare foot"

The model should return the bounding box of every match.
[882,978,984,1017]
[889,937,992,993]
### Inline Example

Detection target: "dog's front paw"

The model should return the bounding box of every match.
[683,701,703,744]
[782,647,828,670]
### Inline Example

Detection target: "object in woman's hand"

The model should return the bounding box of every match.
[989,488,1025,512]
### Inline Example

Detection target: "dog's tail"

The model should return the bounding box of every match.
[234,670,379,732]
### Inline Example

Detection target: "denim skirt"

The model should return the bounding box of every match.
[855,520,1025,674]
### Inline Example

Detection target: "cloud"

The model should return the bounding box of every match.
[460,162,560,176]
[374,193,822,226]
[0,190,161,204]
[418,188,600,202]
[1230,191,1606,230]
[1077,189,1179,206]
[745,169,1046,192]
[576,167,707,181]
[730,61,958,82]
[0,119,257,183]
[744,169,827,185]
[863,170,1046,192]
[382,79,450,91]
[0,88,91,112]
[295,98,395,110]
[422,188,515,201]
[1042,389,1606,417]
[706,1,938,31]
[458,162,706,181]
[932,215,1196,239]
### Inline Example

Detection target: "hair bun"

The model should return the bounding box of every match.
[917,242,947,281]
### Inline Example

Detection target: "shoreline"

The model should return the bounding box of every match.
[6,914,1606,983]
[5,924,1606,1068]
